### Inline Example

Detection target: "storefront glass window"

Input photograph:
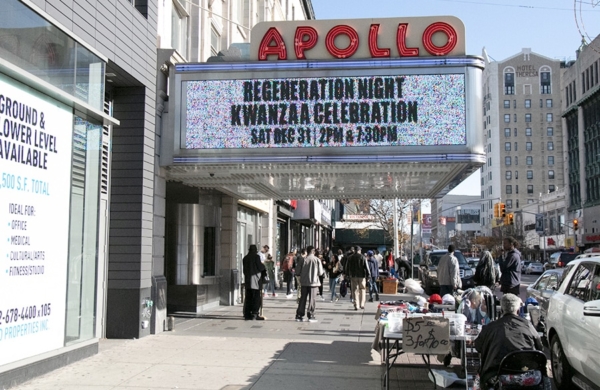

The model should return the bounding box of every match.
[0,0,105,110]
[65,117,102,345]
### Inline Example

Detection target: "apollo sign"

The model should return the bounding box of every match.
[250,16,465,61]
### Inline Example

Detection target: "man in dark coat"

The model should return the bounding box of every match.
[243,244,266,320]
[347,246,370,310]
[500,236,522,295]
[475,293,543,386]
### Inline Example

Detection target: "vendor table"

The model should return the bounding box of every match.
[381,326,480,390]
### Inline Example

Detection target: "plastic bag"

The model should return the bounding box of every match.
[404,278,424,294]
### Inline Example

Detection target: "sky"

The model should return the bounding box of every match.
[311,0,600,195]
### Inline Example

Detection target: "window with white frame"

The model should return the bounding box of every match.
[506,171,512,180]
[548,141,554,150]
[505,142,511,151]
[504,114,511,123]
[525,99,531,108]
[526,128,532,136]
[506,185,512,194]
[211,26,220,56]
[547,113,553,122]
[526,142,532,151]
[526,156,533,165]
[527,185,534,194]
[505,156,511,165]
[172,0,189,58]
[506,199,513,208]
[548,156,554,165]
[548,170,555,179]
[527,170,533,179]
[547,127,553,136]
[505,128,511,137]
[504,100,510,108]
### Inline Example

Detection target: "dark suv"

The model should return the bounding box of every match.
[419,250,475,295]
[544,252,578,271]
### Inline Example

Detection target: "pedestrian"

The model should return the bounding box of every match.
[263,254,276,297]
[367,251,380,302]
[295,246,324,322]
[295,248,307,303]
[259,244,269,262]
[500,237,522,295]
[474,250,497,290]
[327,249,344,301]
[242,244,266,321]
[437,245,461,298]
[342,246,355,301]
[316,249,327,301]
[374,249,383,269]
[347,246,370,310]
[281,248,296,298]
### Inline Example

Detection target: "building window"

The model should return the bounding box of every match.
[548,170,555,179]
[172,0,189,58]
[541,71,551,94]
[505,128,511,137]
[504,114,511,123]
[548,141,554,150]
[505,142,511,151]
[525,99,531,108]
[528,185,534,194]
[505,156,512,165]
[549,184,556,192]
[514,142,518,151]
[488,171,492,180]
[516,185,519,194]
[548,156,554,165]
[547,127,554,136]
[514,128,518,137]
[506,199,513,208]
[210,26,220,56]
[515,171,519,179]
[506,171,512,180]
[515,156,518,165]
[505,71,515,95]
[488,157,492,167]
[504,100,510,108]
[514,114,517,122]
[526,127,532,136]
[526,156,533,165]
[547,113,553,122]
[525,113,532,122]
[527,170,533,179]
[526,142,532,151]
[546,99,553,108]
[506,185,512,194]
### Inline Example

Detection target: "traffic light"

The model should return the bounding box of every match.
[493,203,499,218]
[508,213,514,225]
[500,203,506,218]
[574,219,578,231]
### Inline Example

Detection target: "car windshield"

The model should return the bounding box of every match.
[428,251,469,267]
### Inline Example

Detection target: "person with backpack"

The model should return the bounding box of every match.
[282,248,296,298]
[474,250,497,290]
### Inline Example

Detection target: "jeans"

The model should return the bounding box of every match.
[369,276,379,299]
[318,274,325,296]
[263,278,275,294]
[284,271,294,295]
[329,276,340,300]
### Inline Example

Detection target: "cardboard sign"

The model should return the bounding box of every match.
[402,316,450,355]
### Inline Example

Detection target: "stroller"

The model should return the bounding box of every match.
[478,350,550,390]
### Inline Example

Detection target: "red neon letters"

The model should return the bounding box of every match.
[257,22,458,60]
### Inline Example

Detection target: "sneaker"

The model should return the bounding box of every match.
[255,315,266,321]
[295,317,304,322]
[286,294,293,299]
[368,298,374,302]
[360,306,365,309]
[354,307,358,311]
[308,318,318,323]
[335,294,340,302]
[263,293,268,297]
[320,296,325,301]
[272,293,277,297]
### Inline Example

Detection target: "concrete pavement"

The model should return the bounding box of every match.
[7,289,464,390]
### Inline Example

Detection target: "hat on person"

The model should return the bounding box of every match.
[355,246,362,252]
[367,250,374,255]
[429,294,443,304]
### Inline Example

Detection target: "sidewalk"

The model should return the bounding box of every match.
[9,290,463,390]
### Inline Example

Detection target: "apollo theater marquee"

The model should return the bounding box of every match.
[164,16,485,200]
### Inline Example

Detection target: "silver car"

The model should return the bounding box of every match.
[526,262,544,275]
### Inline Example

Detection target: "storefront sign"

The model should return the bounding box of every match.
[185,74,466,149]
[0,74,72,365]
[250,16,465,61]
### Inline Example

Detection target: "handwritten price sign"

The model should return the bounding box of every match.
[402,316,450,355]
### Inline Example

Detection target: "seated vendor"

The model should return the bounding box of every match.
[474,294,543,386]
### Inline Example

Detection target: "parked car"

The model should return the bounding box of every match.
[544,252,578,270]
[467,257,479,271]
[526,268,564,337]
[546,257,600,390]
[525,262,544,275]
[521,261,532,273]
[418,250,474,295]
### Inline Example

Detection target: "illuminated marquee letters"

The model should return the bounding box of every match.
[257,22,458,60]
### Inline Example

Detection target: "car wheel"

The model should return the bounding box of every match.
[551,335,573,390]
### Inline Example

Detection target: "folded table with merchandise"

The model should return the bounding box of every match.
[373,297,481,390]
